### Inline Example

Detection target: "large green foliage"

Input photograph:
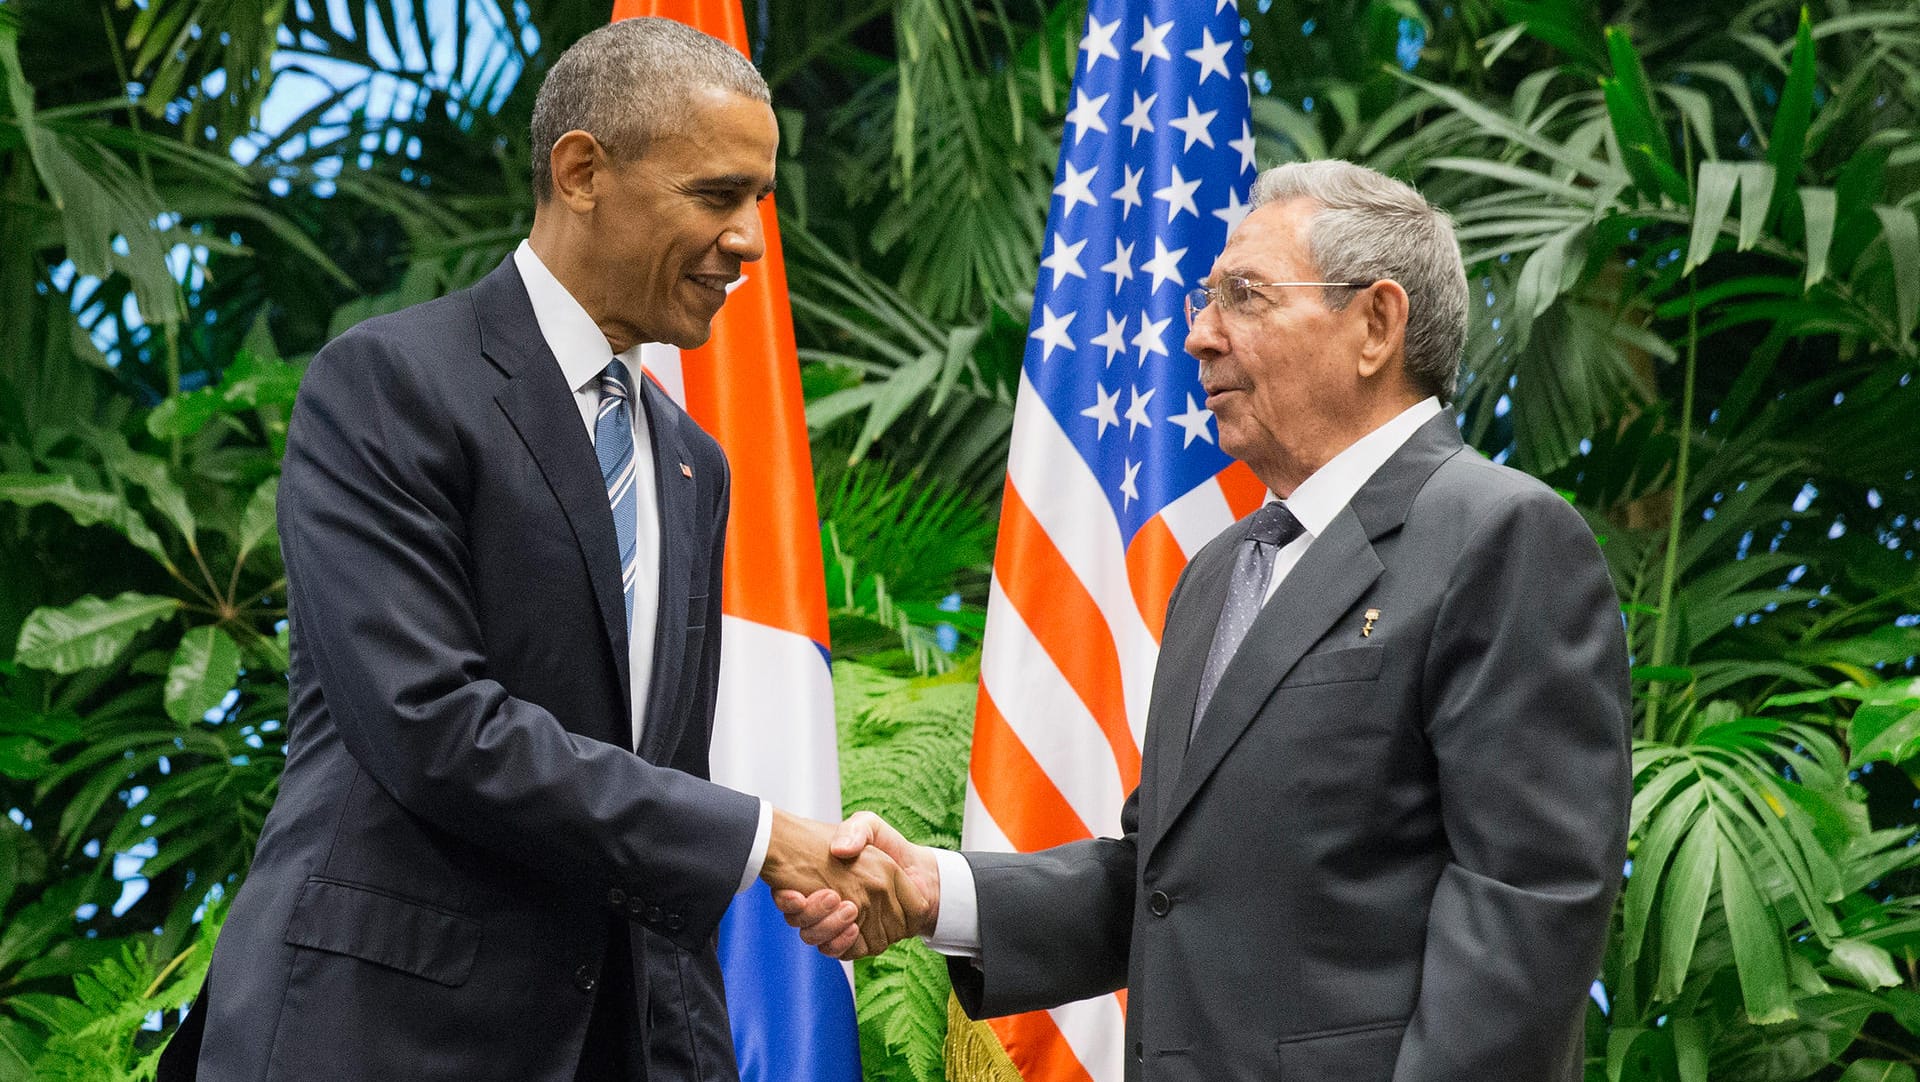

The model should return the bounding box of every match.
[3,1,1920,1080]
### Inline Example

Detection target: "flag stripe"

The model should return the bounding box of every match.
[1217,460,1269,519]
[988,1015,1099,1082]
[970,687,1094,851]
[1123,515,1184,641]
[978,585,1129,836]
[994,482,1142,792]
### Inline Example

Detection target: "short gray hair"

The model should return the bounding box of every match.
[1249,161,1469,404]
[530,17,771,202]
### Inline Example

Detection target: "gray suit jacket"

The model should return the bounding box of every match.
[951,412,1630,1081]
[171,258,760,1081]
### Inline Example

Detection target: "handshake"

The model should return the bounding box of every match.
[759,809,938,960]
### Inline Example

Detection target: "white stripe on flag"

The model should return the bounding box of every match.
[640,342,686,405]
[978,580,1129,838]
[1003,373,1161,745]
[1159,474,1241,556]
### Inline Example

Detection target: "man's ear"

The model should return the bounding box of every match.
[548,130,607,214]
[1354,279,1410,380]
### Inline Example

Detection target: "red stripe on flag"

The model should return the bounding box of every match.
[610,0,830,649]
[1124,516,1184,643]
[995,482,1142,791]
[1217,461,1268,520]
[988,1013,1099,1082]
[971,688,1093,852]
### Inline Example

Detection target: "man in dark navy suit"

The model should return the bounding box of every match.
[161,17,918,1082]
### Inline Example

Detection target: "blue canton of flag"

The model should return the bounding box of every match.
[1025,0,1255,542]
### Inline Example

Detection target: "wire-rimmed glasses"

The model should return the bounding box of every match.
[1183,276,1376,326]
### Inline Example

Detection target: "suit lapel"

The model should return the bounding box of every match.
[1142,533,1240,826]
[476,260,632,727]
[636,377,696,761]
[1146,410,1467,855]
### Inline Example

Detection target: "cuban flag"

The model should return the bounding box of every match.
[611,2,859,1079]
[961,2,1260,1079]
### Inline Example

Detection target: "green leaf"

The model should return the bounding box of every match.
[99,447,197,548]
[1872,205,1920,341]
[164,626,241,727]
[0,473,171,569]
[1767,9,1818,220]
[1829,939,1901,989]
[1656,811,1718,998]
[237,477,279,563]
[1718,829,1797,1023]
[1802,187,1837,288]
[1685,162,1740,274]
[14,593,181,674]
[1733,163,1775,251]
[1838,1061,1918,1082]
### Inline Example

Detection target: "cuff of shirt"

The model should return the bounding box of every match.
[924,848,981,958]
[736,798,774,894]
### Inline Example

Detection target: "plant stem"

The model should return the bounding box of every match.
[1648,279,1700,744]
[143,940,200,1000]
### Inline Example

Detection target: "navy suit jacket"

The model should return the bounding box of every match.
[169,257,760,1081]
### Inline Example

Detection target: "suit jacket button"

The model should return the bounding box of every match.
[573,964,598,994]
[607,887,627,908]
[646,906,663,924]
[666,913,684,932]
[1147,890,1171,917]
[627,897,645,917]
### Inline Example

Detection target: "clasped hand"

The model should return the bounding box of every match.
[759,809,934,959]
[763,811,937,960]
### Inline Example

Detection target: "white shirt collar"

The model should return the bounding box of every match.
[513,240,647,393]
[1274,397,1444,537]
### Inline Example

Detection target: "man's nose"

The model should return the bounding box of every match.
[1184,303,1226,360]
[721,205,767,262]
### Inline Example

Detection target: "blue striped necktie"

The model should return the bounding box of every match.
[596,360,638,633]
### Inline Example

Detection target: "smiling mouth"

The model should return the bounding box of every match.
[686,274,736,299]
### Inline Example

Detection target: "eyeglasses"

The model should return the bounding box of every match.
[1183,276,1376,326]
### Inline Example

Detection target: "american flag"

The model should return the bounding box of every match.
[961,2,1262,1080]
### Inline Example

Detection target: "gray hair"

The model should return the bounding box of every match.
[530,17,770,202]
[1249,161,1469,404]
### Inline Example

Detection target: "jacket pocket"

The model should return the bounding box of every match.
[1275,1017,1406,1079]
[1284,645,1385,687]
[283,877,480,988]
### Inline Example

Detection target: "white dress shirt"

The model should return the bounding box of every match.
[926,396,1445,955]
[513,241,770,894]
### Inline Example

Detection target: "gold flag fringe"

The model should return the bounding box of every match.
[943,992,1026,1081]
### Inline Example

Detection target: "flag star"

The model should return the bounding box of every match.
[1229,118,1257,175]
[1121,91,1158,145]
[1185,27,1234,84]
[1119,458,1143,508]
[1125,385,1156,437]
[1101,238,1135,293]
[1131,16,1173,71]
[1080,14,1121,72]
[1215,0,1237,11]
[1169,393,1216,448]
[1092,310,1129,366]
[1040,232,1088,287]
[1111,163,1145,220]
[1132,311,1172,364]
[1029,304,1076,361]
[1053,161,1098,219]
[1140,238,1189,294]
[1213,186,1251,234]
[1154,165,1202,222]
[1168,97,1219,152]
[1081,383,1122,438]
[1065,89,1111,145]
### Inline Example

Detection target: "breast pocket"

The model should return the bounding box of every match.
[1284,645,1384,687]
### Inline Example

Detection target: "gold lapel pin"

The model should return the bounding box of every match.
[1361,608,1381,638]
[680,462,694,479]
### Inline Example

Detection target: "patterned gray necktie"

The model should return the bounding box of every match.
[1192,501,1304,737]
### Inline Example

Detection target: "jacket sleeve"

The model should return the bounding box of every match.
[279,329,760,950]
[948,789,1138,1019]
[1392,490,1631,1082]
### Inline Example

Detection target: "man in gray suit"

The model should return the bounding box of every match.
[782,160,1631,1080]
